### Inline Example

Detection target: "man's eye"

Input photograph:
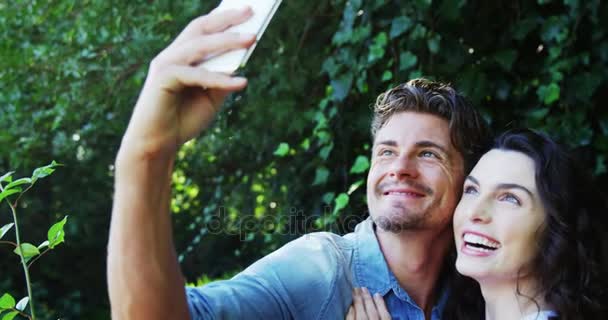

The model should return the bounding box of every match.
[380,149,394,156]
[500,193,521,206]
[420,150,439,159]
[463,185,478,195]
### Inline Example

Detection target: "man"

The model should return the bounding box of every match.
[107,6,490,320]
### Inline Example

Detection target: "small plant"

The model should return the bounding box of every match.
[0,161,68,320]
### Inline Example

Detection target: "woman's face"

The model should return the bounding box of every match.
[453,149,546,283]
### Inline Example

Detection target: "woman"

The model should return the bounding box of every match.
[348,129,608,319]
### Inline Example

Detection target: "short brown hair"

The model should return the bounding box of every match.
[371,78,490,173]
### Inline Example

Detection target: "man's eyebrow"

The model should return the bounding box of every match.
[374,140,398,147]
[416,140,449,155]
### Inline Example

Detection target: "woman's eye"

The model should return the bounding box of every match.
[500,193,521,206]
[463,185,478,195]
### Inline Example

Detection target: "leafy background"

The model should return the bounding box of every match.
[1,0,606,318]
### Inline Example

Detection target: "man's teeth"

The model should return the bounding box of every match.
[386,191,420,196]
[463,233,501,250]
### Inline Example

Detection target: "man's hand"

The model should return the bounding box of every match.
[120,6,256,159]
[108,7,256,320]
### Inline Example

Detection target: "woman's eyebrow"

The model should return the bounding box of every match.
[496,183,534,198]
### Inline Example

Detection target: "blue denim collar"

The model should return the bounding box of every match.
[352,217,393,294]
[352,217,450,314]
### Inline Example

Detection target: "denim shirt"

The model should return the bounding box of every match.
[187,217,448,319]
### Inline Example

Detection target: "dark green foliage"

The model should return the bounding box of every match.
[1,0,606,318]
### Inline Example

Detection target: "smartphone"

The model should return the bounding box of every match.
[199,0,283,74]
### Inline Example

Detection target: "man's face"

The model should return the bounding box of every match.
[366,112,464,232]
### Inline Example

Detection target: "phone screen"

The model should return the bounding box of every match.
[199,0,282,74]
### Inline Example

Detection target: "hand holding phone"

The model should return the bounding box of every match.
[199,0,282,74]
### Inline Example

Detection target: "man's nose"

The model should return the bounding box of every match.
[388,154,419,179]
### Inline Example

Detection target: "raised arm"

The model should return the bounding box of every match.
[107,7,256,320]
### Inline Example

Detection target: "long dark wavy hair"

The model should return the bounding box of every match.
[443,128,608,319]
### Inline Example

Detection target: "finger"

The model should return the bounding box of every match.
[346,306,355,320]
[373,293,391,320]
[174,7,253,44]
[162,65,248,92]
[352,288,367,320]
[361,288,380,320]
[162,33,256,66]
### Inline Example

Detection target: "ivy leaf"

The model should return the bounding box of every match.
[1,311,19,320]
[381,70,393,82]
[399,51,418,71]
[528,108,550,120]
[347,179,364,195]
[273,143,290,157]
[427,35,441,54]
[333,193,350,215]
[0,172,14,184]
[48,216,68,249]
[494,50,517,70]
[0,189,20,203]
[4,178,31,191]
[389,16,412,38]
[15,297,28,311]
[350,155,370,174]
[0,293,16,309]
[537,83,560,105]
[0,224,14,240]
[13,243,40,262]
[330,73,353,102]
[31,160,61,183]
[38,240,49,250]
[312,167,330,185]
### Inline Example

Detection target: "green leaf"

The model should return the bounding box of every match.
[319,144,334,160]
[38,240,49,250]
[330,73,353,101]
[273,143,290,157]
[31,160,61,183]
[2,311,19,320]
[0,172,14,184]
[528,108,550,120]
[494,50,517,70]
[48,216,68,249]
[427,35,441,54]
[322,192,335,204]
[13,243,40,262]
[0,224,14,240]
[0,293,15,309]
[399,51,418,71]
[389,16,412,39]
[347,179,364,195]
[15,297,28,311]
[312,167,330,185]
[333,193,350,214]
[381,70,393,81]
[537,83,560,105]
[350,155,370,174]
[0,189,20,203]
[4,178,31,191]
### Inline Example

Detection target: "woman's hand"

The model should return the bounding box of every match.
[346,287,392,320]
